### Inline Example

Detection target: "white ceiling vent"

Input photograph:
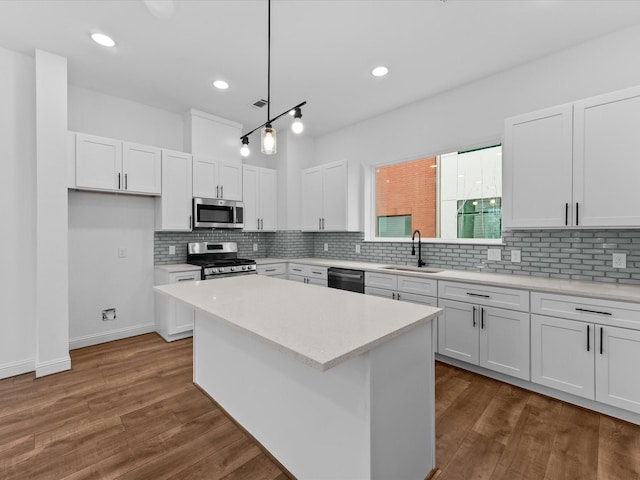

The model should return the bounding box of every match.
[252,99,269,109]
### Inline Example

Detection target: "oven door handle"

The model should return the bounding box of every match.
[330,272,362,280]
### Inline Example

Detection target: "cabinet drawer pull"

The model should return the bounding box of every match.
[178,277,195,282]
[265,268,276,273]
[587,325,590,352]
[575,307,612,316]
[466,292,490,298]
[292,268,302,272]
[472,306,477,327]
[600,327,604,355]
[311,271,323,275]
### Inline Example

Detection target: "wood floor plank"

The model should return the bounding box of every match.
[544,403,599,480]
[489,395,562,480]
[219,452,284,480]
[597,415,640,480]
[437,431,504,479]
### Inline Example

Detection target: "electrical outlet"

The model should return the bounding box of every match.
[613,253,627,269]
[487,248,501,261]
[324,243,328,252]
[102,308,116,321]
[253,243,258,252]
[511,250,521,263]
[355,245,361,254]
[118,248,127,258]
[169,245,176,255]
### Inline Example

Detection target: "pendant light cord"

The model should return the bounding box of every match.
[267,0,271,122]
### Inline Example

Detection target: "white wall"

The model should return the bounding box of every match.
[68,87,185,347]
[314,23,640,232]
[68,191,156,348]
[0,46,37,379]
[35,50,71,377]
[68,85,183,150]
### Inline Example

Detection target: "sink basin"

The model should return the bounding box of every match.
[380,265,443,274]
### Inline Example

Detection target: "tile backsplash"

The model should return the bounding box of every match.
[155,229,640,285]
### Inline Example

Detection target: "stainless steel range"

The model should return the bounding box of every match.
[187,242,257,280]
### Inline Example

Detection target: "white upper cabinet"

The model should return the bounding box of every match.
[192,155,242,201]
[503,85,640,229]
[155,149,193,231]
[76,134,122,191]
[242,165,277,232]
[573,87,640,227]
[75,133,161,195]
[503,104,573,228]
[301,160,348,231]
[122,142,162,194]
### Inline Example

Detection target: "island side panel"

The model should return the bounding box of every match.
[193,311,373,479]
[369,321,435,479]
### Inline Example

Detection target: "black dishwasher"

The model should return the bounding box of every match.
[327,267,365,294]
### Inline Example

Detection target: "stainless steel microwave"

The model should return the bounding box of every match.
[193,198,244,229]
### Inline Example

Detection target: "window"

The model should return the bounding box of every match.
[369,145,502,242]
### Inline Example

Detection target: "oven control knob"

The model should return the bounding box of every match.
[241,265,248,271]
[230,267,236,272]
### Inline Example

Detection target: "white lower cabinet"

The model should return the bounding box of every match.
[531,291,640,414]
[154,267,199,341]
[288,264,328,286]
[438,281,530,380]
[257,263,287,279]
[364,272,437,306]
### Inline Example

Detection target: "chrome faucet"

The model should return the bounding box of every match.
[411,229,426,267]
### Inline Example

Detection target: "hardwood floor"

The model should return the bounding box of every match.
[1,334,639,479]
[434,362,640,480]
[0,334,287,480]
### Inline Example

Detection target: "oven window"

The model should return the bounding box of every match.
[198,205,233,223]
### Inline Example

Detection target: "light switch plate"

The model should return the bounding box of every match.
[324,243,328,252]
[487,248,501,261]
[355,245,361,254]
[169,245,176,255]
[613,253,626,269]
[253,243,258,252]
[511,250,521,263]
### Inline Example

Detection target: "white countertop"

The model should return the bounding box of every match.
[154,275,441,371]
[155,263,201,273]
[255,257,640,303]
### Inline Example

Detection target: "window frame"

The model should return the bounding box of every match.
[363,143,505,245]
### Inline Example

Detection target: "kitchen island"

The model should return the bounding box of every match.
[154,275,442,480]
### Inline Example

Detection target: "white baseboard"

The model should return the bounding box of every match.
[36,355,71,378]
[0,358,36,380]
[69,323,156,350]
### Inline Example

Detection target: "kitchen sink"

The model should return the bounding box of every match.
[380,265,444,274]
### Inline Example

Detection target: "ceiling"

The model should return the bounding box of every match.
[2,0,640,138]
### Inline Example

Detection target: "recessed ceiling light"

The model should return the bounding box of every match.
[371,66,389,77]
[213,80,229,90]
[91,32,116,48]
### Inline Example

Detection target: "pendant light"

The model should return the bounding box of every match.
[240,0,306,157]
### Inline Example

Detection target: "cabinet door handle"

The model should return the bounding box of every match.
[319,218,322,230]
[261,218,264,230]
[216,185,220,198]
[565,203,569,226]
[221,185,224,198]
[575,307,612,316]
[189,215,192,230]
[124,173,128,190]
[118,172,121,189]
[576,202,579,226]
[466,292,490,299]
[481,307,485,329]
[472,306,477,327]
[322,218,325,229]
[587,325,590,352]
[600,327,604,355]
[397,293,401,301]
[392,292,396,300]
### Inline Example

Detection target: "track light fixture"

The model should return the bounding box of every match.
[240,0,306,157]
